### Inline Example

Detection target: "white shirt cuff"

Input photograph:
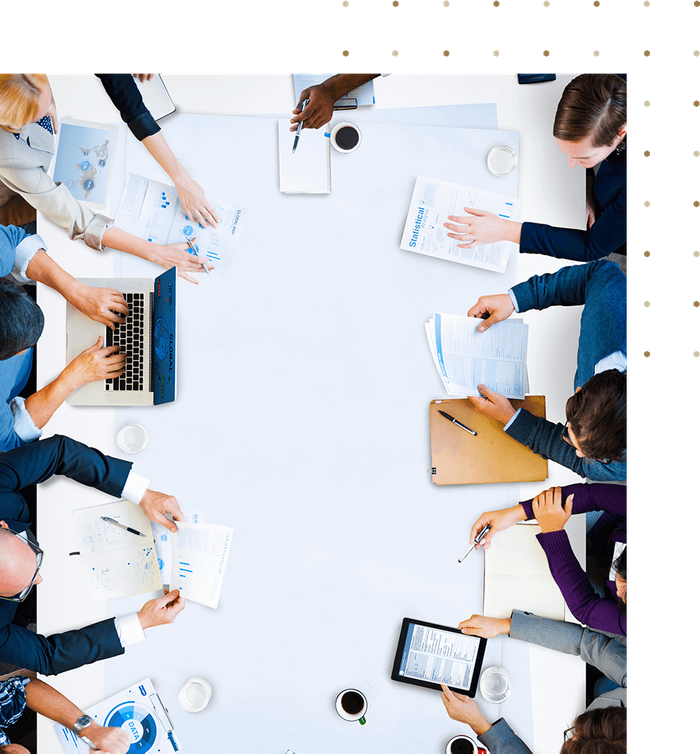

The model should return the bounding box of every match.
[115,613,146,647]
[122,470,151,504]
[503,407,521,432]
[595,351,627,374]
[507,288,520,313]
[9,397,42,443]
[13,233,46,284]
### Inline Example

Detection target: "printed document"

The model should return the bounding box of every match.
[115,174,245,277]
[426,313,528,399]
[73,500,162,601]
[171,522,233,609]
[401,175,522,273]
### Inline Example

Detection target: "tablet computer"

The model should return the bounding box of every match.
[391,618,487,697]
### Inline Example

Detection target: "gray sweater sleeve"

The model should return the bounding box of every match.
[479,718,533,754]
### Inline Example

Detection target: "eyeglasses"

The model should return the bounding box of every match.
[0,529,44,603]
[563,726,576,742]
[561,421,573,446]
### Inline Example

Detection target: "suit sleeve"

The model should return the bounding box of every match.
[96,74,160,141]
[0,618,123,676]
[479,719,533,754]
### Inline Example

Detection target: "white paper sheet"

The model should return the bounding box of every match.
[278,119,331,193]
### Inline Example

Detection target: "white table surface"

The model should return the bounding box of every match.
[35,75,588,754]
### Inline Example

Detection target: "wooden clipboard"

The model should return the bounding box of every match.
[429,397,549,484]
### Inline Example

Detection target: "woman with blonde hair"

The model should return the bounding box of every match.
[0,74,209,284]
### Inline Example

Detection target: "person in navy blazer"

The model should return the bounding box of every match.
[444,74,627,263]
[0,434,185,676]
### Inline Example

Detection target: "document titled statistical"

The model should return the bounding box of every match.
[115,174,245,277]
[426,313,528,399]
[401,175,522,273]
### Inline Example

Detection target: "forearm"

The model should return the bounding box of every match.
[322,74,380,100]
[25,250,85,306]
[24,679,85,729]
[23,368,83,430]
[102,226,157,262]
[141,131,190,187]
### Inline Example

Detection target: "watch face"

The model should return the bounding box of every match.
[74,714,92,732]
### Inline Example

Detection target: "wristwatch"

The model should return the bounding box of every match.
[72,714,93,735]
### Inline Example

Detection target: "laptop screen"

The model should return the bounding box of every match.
[152,266,176,405]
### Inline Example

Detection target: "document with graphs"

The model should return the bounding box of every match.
[400,175,521,273]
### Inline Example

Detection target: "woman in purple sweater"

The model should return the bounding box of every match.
[471,483,626,637]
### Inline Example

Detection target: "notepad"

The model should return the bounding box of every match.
[401,175,522,273]
[292,74,377,108]
[171,522,233,609]
[73,501,162,601]
[483,523,566,621]
[278,119,331,194]
[426,313,529,400]
[134,74,176,121]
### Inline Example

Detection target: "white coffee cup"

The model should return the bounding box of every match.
[335,688,367,724]
[178,677,212,713]
[330,122,362,153]
[446,734,488,754]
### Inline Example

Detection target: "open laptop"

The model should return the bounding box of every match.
[66,267,176,406]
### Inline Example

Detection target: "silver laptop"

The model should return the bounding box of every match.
[66,267,177,406]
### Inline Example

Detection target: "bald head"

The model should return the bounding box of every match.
[0,527,41,597]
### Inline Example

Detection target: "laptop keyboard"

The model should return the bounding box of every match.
[105,293,145,391]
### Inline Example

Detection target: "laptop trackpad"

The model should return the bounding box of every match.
[69,323,103,358]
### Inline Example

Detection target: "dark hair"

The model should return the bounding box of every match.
[0,277,44,360]
[612,547,626,582]
[561,707,626,754]
[566,370,626,462]
[553,74,627,148]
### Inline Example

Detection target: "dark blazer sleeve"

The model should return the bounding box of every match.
[95,74,160,141]
[0,617,124,676]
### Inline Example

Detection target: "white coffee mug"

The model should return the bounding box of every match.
[335,688,367,724]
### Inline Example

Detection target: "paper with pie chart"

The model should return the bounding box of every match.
[115,173,245,278]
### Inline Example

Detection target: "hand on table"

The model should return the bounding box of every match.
[440,685,492,735]
[139,489,185,532]
[65,337,125,387]
[467,294,514,333]
[138,589,185,629]
[467,384,516,425]
[151,242,214,284]
[458,614,511,639]
[73,285,128,330]
[290,85,335,131]
[532,486,574,533]
[81,724,131,754]
[175,173,221,228]
[469,506,526,550]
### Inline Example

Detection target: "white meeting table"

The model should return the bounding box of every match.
[34,75,589,754]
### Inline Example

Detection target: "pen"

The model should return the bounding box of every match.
[292,98,309,153]
[80,736,99,751]
[457,524,491,563]
[439,410,477,437]
[101,516,146,537]
[183,235,211,277]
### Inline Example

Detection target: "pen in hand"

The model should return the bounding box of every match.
[183,235,211,277]
[292,98,309,154]
[457,524,491,563]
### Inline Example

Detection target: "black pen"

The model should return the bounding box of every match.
[101,516,146,537]
[292,98,309,153]
[438,410,477,436]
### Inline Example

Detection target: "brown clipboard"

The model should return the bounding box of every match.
[429,397,549,484]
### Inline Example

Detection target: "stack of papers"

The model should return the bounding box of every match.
[401,175,522,273]
[425,313,529,400]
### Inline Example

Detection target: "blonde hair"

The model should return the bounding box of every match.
[0,74,49,132]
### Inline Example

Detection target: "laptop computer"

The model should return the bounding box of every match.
[66,267,176,406]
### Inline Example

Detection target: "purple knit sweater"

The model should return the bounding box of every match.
[520,483,626,636]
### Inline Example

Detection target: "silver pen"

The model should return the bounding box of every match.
[292,98,309,153]
[183,235,211,276]
[101,516,146,538]
[457,524,491,563]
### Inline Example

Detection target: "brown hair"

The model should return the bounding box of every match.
[0,74,49,132]
[561,707,626,754]
[566,370,626,462]
[553,74,626,148]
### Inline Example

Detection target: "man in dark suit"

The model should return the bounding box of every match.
[0,434,185,676]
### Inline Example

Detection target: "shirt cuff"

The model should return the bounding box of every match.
[13,233,46,283]
[115,613,146,647]
[84,213,114,251]
[503,407,521,432]
[595,351,627,375]
[122,470,150,504]
[507,288,520,313]
[9,397,42,443]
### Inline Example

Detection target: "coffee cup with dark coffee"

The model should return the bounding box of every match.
[335,688,368,724]
[330,122,362,153]
[445,734,488,754]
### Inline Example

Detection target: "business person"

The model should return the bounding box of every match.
[440,611,626,754]
[0,434,185,675]
[0,224,127,451]
[471,484,627,636]
[444,74,626,262]
[0,675,130,754]
[96,74,220,229]
[289,74,382,130]
[467,258,626,481]
[0,74,209,284]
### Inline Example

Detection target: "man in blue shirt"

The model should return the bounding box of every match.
[0,224,128,451]
[466,260,626,482]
